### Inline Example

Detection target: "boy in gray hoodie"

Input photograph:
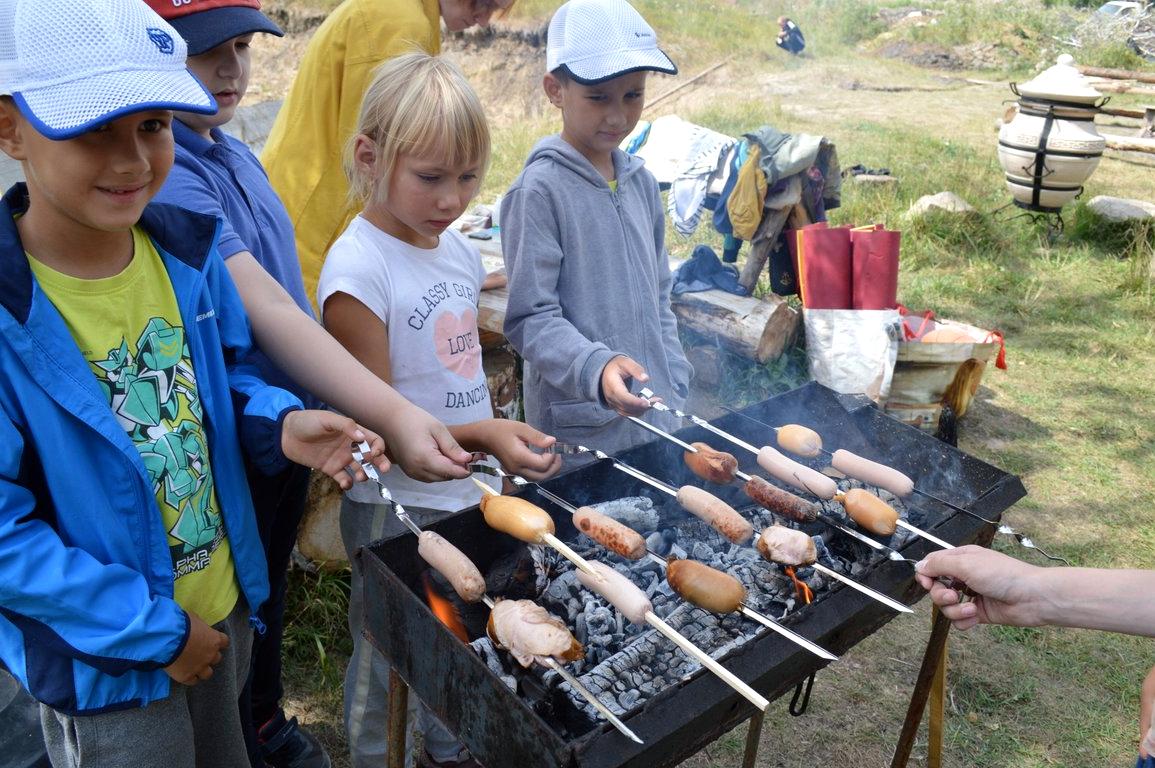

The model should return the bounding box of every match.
[501,0,693,453]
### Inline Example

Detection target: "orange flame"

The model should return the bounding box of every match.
[422,572,470,642]
[784,566,814,605]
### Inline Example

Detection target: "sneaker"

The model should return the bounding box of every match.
[258,712,332,768]
[415,748,485,768]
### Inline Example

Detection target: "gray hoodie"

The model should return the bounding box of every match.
[501,136,693,453]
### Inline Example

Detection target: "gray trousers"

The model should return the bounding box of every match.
[41,598,253,768]
[341,497,466,767]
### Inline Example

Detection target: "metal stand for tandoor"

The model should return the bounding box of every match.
[386,668,409,768]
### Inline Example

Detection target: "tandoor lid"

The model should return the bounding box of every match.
[1015,54,1103,105]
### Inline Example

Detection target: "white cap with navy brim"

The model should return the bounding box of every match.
[546,0,677,85]
[0,0,216,140]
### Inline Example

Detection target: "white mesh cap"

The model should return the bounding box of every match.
[0,0,215,139]
[546,0,677,85]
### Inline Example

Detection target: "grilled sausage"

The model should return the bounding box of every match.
[683,442,738,484]
[417,531,486,602]
[675,485,754,544]
[776,424,823,457]
[479,494,554,544]
[486,599,583,668]
[836,488,898,535]
[756,525,817,567]
[743,476,819,524]
[666,558,747,614]
[577,561,652,625]
[831,449,915,498]
[756,445,838,499]
[572,506,647,560]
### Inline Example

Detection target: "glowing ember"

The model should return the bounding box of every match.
[783,566,814,605]
[422,571,470,642]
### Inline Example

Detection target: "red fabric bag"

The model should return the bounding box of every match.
[850,224,900,310]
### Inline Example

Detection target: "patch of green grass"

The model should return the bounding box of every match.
[281,567,353,675]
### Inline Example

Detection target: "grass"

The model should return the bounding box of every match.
[265,1,1155,766]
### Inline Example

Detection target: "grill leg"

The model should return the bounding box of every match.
[387,667,409,768]
[741,711,765,768]
[890,606,953,768]
[929,615,948,768]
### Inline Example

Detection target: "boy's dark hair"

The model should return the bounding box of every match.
[549,66,571,84]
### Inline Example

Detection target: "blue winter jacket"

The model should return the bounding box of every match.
[0,184,301,715]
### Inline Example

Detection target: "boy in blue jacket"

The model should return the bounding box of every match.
[0,1,386,765]
[501,0,693,453]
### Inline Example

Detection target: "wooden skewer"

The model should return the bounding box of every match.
[471,478,601,578]
[643,612,769,711]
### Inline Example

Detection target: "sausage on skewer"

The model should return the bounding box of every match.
[831,449,915,498]
[577,561,652,624]
[479,494,556,543]
[572,506,647,560]
[757,445,838,499]
[675,486,754,544]
[836,488,899,536]
[776,424,823,457]
[744,476,819,524]
[417,531,486,602]
[666,558,747,614]
[683,442,739,484]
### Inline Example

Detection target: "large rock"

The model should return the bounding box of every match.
[906,191,975,217]
[1086,195,1155,222]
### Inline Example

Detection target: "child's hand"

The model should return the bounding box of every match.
[165,611,228,687]
[472,420,562,481]
[1141,665,1155,757]
[599,356,652,417]
[281,410,389,490]
[386,403,473,482]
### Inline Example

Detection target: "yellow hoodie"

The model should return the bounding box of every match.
[261,0,441,307]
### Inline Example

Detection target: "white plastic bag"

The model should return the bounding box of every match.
[803,308,902,403]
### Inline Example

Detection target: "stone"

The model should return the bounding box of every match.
[1086,195,1155,222]
[295,472,346,568]
[906,191,976,217]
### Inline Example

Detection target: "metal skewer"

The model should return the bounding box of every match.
[350,444,643,745]
[638,392,954,554]
[468,464,840,660]
[625,417,915,566]
[716,405,1071,566]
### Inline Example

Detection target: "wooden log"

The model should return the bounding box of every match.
[1102,132,1155,153]
[738,205,792,290]
[670,290,800,363]
[1078,65,1155,85]
[1085,81,1155,97]
[1099,105,1147,119]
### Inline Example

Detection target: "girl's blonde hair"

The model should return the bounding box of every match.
[345,51,491,205]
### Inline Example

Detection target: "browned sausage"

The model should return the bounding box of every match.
[417,531,486,602]
[777,424,823,457]
[479,494,555,544]
[756,525,817,567]
[743,476,819,524]
[572,506,647,560]
[756,446,838,499]
[831,449,914,498]
[486,599,583,667]
[577,561,652,624]
[666,558,747,614]
[683,442,738,484]
[675,485,754,544]
[836,488,898,535]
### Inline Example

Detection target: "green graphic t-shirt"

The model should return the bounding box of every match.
[29,228,239,625]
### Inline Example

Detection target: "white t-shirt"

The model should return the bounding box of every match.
[318,216,498,509]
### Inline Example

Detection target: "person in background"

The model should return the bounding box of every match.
[0,1,389,766]
[776,16,805,55]
[914,545,1155,765]
[318,51,558,768]
[262,0,517,304]
[501,0,694,454]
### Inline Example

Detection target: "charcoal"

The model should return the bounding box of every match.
[591,496,660,532]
